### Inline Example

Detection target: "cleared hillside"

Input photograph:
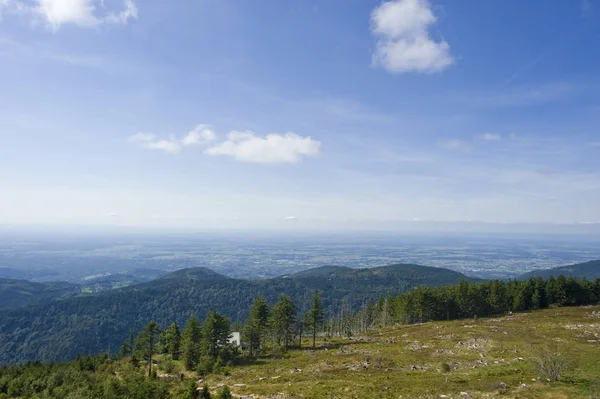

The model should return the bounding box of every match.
[185,305,600,399]
[2,305,600,398]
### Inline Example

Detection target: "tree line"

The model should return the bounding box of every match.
[342,275,600,336]
[118,292,324,377]
[119,274,600,378]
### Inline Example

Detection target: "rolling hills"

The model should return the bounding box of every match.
[0,278,80,311]
[520,260,600,280]
[0,263,475,364]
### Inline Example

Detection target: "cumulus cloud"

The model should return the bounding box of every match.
[181,125,216,146]
[0,0,137,29]
[129,125,216,154]
[129,133,182,154]
[370,0,454,73]
[284,216,298,220]
[205,131,321,164]
[479,133,501,141]
[129,125,319,163]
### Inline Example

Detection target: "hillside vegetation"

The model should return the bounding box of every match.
[0,278,80,311]
[0,264,474,364]
[2,305,600,398]
[520,260,600,280]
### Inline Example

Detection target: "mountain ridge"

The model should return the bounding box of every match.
[0,263,473,364]
[519,260,600,280]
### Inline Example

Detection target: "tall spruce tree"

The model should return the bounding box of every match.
[201,310,231,358]
[270,294,297,350]
[182,315,202,370]
[245,296,270,358]
[305,291,324,349]
[134,321,160,377]
[164,321,182,355]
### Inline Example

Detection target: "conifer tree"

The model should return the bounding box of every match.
[245,296,270,358]
[270,294,297,350]
[134,321,160,377]
[164,321,182,355]
[304,291,324,349]
[182,315,202,370]
[201,310,231,358]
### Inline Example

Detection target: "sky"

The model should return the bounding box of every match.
[0,0,599,230]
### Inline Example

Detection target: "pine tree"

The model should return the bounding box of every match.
[182,315,202,370]
[304,291,324,349]
[164,321,182,355]
[201,310,231,358]
[185,380,199,399]
[134,321,160,377]
[118,328,136,358]
[198,383,212,399]
[270,294,297,350]
[245,296,270,358]
[217,386,233,399]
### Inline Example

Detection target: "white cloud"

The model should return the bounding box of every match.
[479,133,501,141]
[284,216,297,220]
[129,132,182,154]
[371,0,454,74]
[0,0,137,29]
[439,139,471,152]
[103,0,137,25]
[130,125,321,163]
[205,131,321,164]
[129,125,217,154]
[181,125,216,147]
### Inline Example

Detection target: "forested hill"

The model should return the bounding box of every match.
[0,263,474,364]
[519,260,600,280]
[0,278,80,311]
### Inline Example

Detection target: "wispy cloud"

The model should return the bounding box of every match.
[370,0,454,74]
[581,0,592,17]
[0,0,137,29]
[129,125,216,154]
[438,139,471,152]
[478,133,501,141]
[205,131,321,164]
[453,82,575,108]
[130,125,321,164]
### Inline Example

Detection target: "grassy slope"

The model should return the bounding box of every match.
[187,305,600,399]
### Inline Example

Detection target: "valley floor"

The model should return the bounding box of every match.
[192,305,600,399]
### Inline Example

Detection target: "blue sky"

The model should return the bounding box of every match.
[0,0,599,229]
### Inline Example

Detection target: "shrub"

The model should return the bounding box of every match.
[217,386,232,399]
[532,343,571,382]
[158,356,175,374]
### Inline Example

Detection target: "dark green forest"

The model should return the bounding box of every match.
[0,264,474,364]
[519,260,600,280]
[0,279,80,311]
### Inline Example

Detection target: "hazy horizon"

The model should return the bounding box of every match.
[1,0,599,229]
